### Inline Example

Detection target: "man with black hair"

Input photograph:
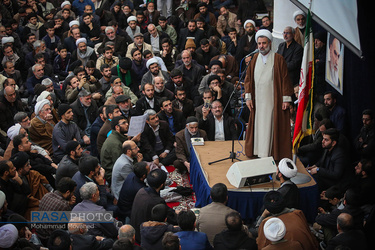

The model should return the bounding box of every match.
[140,204,181,249]
[47,229,72,250]
[176,210,212,250]
[195,38,220,70]
[354,109,375,159]
[117,162,150,223]
[96,104,122,154]
[323,91,346,133]
[37,177,77,243]
[315,189,365,244]
[55,141,83,185]
[213,211,257,250]
[307,128,347,191]
[52,104,86,163]
[197,182,236,245]
[162,232,181,250]
[72,155,115,209]
[0,160,30,216]
[135,83,161,115]
[131,168,178,243]
[90,105,106,157]
[172,87,195,119]
[101,116,130,182]
[158,97,186,135]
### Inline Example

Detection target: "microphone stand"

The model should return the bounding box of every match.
[208,53,255,165]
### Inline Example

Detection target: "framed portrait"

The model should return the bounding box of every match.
[325,33,344,95]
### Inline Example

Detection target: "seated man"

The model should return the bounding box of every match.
[52,104,86,163]
[111,140,143,200]
[117,162,149,223]
[256,191,318,249]
[72,155,115,210]
[131,169,178,243]
[140,204,181,249]
[153,76,174,100]
[140,58,170,90]
[72,182,119,239]
[354,109,374,159]
[70,88,98,138]
[197,183,237,245]
[173,117,208,174]
[176,210,212,250]
[158,97,186,135]
[199,100,237,141]
[96,105,122,154]
[276,158,300,209]
[307,128,347,191]
[55,141,83,186]
[213,211,257,250]
[96,45,119,70]
[172,86,194,118]
[140,109,176,166]
[68,217,115,249]
[28,99,56,155]
[135,83,161,115]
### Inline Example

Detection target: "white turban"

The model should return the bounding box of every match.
[76,37,87,46]
[7,123,21,140]
[127,16,136,23]
[36,90,51,102]
[35,99,50,115]
[1,36,14,45]
[0,191,5,208]
[146,58,159,69]
[243,19,256,29]
[69,20,79,28]
[255,29,273,42]
[264,217,286,242]
[293,10,306,21]
[61,1,71,9]
[0,224,19,248]
[278,158,298,178]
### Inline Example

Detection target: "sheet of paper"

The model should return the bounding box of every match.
[127,114,148,137]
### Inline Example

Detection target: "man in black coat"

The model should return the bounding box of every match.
[235,20,257,64]
[199,100,237,141]
[140,109,176,166]
[158,98,186,135]
[177,19,206,51]
[70,88,99,137]
[130,169,178,244]
[276,26,303,87]
[135,83,161,115]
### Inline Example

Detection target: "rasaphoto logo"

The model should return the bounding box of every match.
[29,211,114,228]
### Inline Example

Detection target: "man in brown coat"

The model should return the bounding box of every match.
[173,117,208,174]
[244,29,293,161]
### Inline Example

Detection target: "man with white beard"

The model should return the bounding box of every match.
[244,29,293,161]
[97,26,132,57]
[173,116,208,174]
[153,76,174,100]
[293,10,306,47]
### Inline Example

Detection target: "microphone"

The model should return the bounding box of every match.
[244,49,259,59]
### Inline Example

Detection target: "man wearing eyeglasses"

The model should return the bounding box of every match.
[276,26,303,88]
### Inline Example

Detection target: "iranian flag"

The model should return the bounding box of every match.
[292,9,314,153]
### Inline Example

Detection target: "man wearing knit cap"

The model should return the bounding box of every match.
[235,19,257,63]
[244,29,293,161]
[52,104,85,163]
[174,116,207,174]
[262,217,303,250]
[256,191,318,249]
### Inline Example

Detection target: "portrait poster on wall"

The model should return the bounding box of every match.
[325,32,344,95]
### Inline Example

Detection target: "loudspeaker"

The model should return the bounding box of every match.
[226,157,277,188]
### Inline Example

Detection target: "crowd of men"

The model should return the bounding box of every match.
[0,0,374,249]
